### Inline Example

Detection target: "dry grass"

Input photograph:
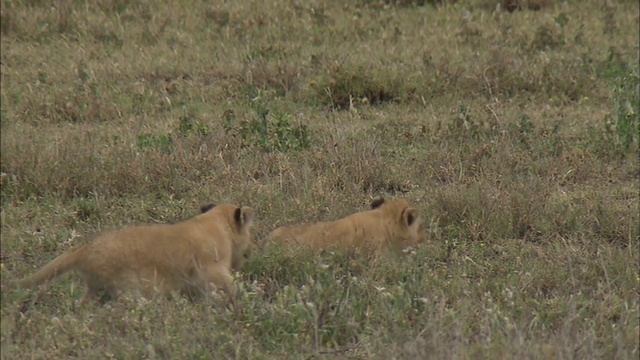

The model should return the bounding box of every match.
[1,0,639,358]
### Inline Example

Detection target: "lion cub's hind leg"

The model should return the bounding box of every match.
[76,277,118,306]
[78,287,114,306]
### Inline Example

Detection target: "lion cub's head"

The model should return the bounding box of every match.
[370,197,426,253]
[200,203,255,271]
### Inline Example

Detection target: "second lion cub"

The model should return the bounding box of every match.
[269,197,425,256]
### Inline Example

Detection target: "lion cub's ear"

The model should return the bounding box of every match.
[200,203,216,213]
[402,207,419,228]
[234,207,254,228]
[370,197,386,209]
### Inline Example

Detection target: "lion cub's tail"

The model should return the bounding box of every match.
[7,247,85,290]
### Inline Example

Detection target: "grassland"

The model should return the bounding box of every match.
[1,0,639,358]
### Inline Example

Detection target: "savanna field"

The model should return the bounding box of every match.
[1,0,638,358]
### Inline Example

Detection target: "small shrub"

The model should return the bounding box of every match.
[506,114,536,149]
[178,107,209,138]
[0,1,18,35]
[598,47,630,80]
[131,93,148,116]
[443,105,503,142]
[136,133,173,153]
[312,62,403,110]
[611,68,639,151]
[586,65,639,158]
[204,7,230,28]
[447,105,481,140]
[224,106,311,153]
[530,22,564,51]
[72,198,101,222]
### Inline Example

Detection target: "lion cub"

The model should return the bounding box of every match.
[7,203,254,303]
[269,197,424,256]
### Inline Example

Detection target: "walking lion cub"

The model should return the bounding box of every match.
[269,197,424,256]
[6,203,254,303]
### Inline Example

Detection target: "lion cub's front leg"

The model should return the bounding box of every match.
[199,263,236,298]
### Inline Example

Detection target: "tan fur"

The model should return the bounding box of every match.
[6,203,254,303]
[269,198,425,256]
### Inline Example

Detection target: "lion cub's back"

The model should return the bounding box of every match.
[80,223,198,277]
[269,220,344,247]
